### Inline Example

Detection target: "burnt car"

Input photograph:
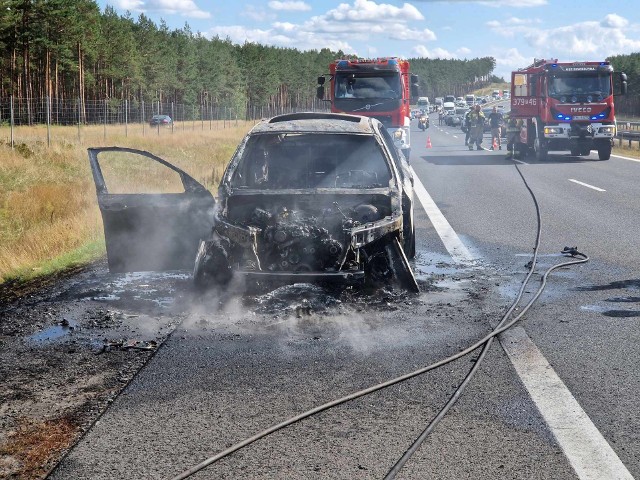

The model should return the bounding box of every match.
[88,113,418,291]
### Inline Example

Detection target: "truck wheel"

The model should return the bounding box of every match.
[579,146,591,156]
[570,148,580,156]
[534,136,548,161]
[597,144,612,160]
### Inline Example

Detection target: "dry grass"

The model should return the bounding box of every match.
[0,417,77,479]
[613,142,640,159]
[0,121,253,283]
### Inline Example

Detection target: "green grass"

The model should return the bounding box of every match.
[0,123,251,285]
[3,239,106,284]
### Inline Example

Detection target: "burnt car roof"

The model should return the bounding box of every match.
[250,112,376,135]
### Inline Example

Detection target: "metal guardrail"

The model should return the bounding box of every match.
[617,121,640,147]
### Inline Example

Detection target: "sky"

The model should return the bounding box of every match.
[96,0,640,79]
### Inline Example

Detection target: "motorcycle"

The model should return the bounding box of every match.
[418,115,429,131]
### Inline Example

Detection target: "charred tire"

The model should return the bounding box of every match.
[404,220,416,260]
[193,237,233,288]
[597,144,612,160]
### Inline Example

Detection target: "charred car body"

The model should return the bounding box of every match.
[89,113,418,291]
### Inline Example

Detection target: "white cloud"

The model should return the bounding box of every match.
[477,0,546,6]
[207,0,431,53]
[487,14,640,59]
[491,46,529,79]
[601,13,628,29]
[116,0,210,18]
[268,1,311,11]
[242,6,277,22]
[413,45,458,59]
[324,0,424,21]
[457,47,472,56]
[389,27,437,41]
[414,0,546,6]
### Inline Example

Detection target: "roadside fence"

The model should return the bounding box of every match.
[0,96,329,147]
[616,121,640,148]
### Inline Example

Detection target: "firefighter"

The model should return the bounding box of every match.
[505,117,522,159]
[468,104,485,151]
[488,106,503,150]
[463,105,473,145]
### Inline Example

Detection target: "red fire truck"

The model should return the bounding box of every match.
[510,59,627,160]
[317,58,419,160]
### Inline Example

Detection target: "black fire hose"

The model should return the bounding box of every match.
[171,161,589,480]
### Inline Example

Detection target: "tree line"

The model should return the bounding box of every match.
[0,0,498,124]
[607,52,640,117]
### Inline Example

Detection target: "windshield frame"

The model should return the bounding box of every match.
[229,132,394,191]
[547,72,612,100]
[334,72,402,100]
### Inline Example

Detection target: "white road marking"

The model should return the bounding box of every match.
[500,327,634,480]
[568,179,606,192]
[410,166,633,480]
[410,170,474,264]
[611,153,640,163]
[513,159,529,165]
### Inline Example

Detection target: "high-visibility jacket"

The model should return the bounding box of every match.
[468,111,485,127]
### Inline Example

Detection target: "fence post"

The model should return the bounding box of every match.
[171,102,175,133]
[10,95,14,149]
[124,99,128,137]
[142,99,145,136]
[46,96,51,147]
[77,97,81,142]
[104,99,107,141]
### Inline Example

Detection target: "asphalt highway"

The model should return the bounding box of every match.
[51,114,640,479]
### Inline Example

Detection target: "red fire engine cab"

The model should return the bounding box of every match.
[317,57,419,160]
[510,59,627,160]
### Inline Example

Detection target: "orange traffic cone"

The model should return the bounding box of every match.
[426,137,432,148]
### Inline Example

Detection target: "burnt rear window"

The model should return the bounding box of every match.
[231,133,391,189]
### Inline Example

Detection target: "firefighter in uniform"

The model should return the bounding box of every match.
[505,117,522,159]
[468,104,485,151]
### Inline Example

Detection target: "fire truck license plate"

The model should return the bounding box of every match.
[573,116,589,120]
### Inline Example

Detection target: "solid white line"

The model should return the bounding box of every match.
[611,153,640,163]
[410,167,632,479]
[410,168,474,264]
[513,159,529,165]
[569,179,606,192]
[500,327,634,480]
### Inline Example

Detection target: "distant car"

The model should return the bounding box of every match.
[88,113,418,292]
[445,108,467,127]
[149,115,172,127]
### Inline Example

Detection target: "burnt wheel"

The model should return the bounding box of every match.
[193,237,233,288]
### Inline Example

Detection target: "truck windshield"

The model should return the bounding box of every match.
[548,74,611,98]
[334,73,401,99]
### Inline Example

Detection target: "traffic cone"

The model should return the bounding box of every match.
[426,137,432,148]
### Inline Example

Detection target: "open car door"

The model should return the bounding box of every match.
[88,147,215,273]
